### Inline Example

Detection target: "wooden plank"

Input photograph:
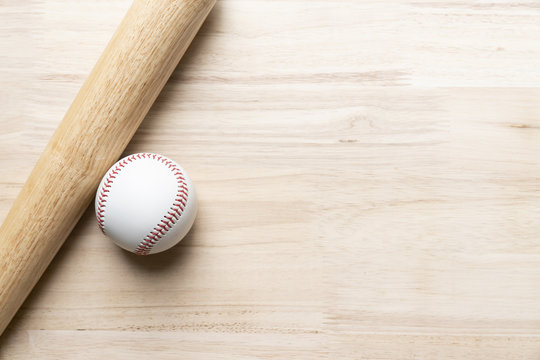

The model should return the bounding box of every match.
[1,0,539,358]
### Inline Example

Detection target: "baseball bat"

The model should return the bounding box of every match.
[0,0,216,335]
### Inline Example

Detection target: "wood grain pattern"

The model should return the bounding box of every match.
[1,0,540,358]
[0,0,215,336]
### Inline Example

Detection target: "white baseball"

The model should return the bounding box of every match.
[95,153,197,255]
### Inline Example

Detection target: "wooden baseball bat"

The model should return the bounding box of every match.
[0,0,216,335]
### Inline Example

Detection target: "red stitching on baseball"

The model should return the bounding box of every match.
[96,153,189,254]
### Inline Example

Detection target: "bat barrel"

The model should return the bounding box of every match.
[0,0,215,335]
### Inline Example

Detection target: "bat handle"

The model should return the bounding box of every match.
[0,0,215,335]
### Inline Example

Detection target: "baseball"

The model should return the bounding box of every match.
[95,153,197,255]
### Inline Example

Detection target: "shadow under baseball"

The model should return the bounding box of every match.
[117,221,199,272]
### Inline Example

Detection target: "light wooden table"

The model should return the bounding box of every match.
[1,0,540,358]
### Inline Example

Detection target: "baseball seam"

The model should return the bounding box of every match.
[96,153,189,255]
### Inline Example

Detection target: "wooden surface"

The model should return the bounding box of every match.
[0,0,215,336]
[1,0,540,358]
